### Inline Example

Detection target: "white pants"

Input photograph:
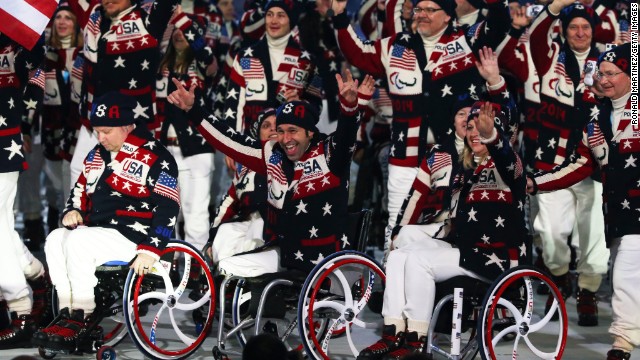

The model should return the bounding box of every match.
[384,164,419,258]
[168,146,214,251]
[217,248,280,278]
[45,226,136,312]
[69,125,98,190]
[534,177,609,288]
[609,235,640,347]
[212,216,264,263]
[0,172,35,303]
[382,224,480,334]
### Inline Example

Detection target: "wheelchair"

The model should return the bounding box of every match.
[37,239,215,360]
[421,265,568,360]
[210,209,388,360]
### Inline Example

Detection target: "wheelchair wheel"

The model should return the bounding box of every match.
[298,251,385,360]
[477,265,567,360]
[123,240,216,359]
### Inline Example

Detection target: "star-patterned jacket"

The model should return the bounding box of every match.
[224,34,323,134]
[451,130,529,280]
[333,0,510,168]
[65,126,180,259]
[209,164,268,241]
[154,12,215,157]
[74,0,178,130]
[0,34,45,173]
[528,6,601,172]
[188,97,366,271]
[533,95,636,245]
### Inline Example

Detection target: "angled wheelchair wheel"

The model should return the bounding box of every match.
[123,240,216,359]
[298,251,385,360]
[477,265,567,360]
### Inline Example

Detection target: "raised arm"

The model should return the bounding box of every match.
[167,78,266,173]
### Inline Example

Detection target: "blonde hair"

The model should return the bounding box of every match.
[48,10,83,49]
[460,140,488,170]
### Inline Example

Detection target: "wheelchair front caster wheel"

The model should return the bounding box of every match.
[38,347,56,359]
[97,345,116,360]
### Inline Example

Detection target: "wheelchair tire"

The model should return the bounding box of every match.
[123,240,216,359]
[298,250,386,360]
[477,265,568,360]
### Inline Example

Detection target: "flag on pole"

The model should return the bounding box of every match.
[0,0,60,50]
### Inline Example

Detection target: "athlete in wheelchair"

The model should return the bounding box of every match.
[358,51,568,359]
[169,69,387,358]
[30,92,183,357]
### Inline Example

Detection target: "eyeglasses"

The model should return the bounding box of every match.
[595,71,624,81]
[412,6,443,16]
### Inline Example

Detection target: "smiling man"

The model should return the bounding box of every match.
[169,72,374,274]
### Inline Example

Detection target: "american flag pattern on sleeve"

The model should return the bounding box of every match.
[240,57,264,79]
[267,151,287,184]
[587,121,606,148]
[85,149,104,172]
[29,68,46,90]
[153,171,180,202]
[389,45,416,71]
[427,152,450,174]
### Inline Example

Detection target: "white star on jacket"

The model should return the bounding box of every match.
[160,160,170,170]
[150,237,161,246]
[495,216,505,227]
[128,78,137,89]
[468,207,478,222]
[309,226,319,238]
[8,97,15,109]
[441,84,453,97]
[322,202,332,216]
[24,98,38,109]
[294,250,304,261]
[481,234,490,244]
[168,216,177,227]
[519,242,527,257]
[128,222,150,234]
[484,252,506,271]
[243,47,254,57]
[126,205,136,211]
[133,102,149,119]
[341,234,350,248]
[114,56,126,68]
[226,88,238,99]
[625,155,637,168]
[122,182,132,191]
[141,59,150,70]
[622,199,631,209]
[141,202,150,209]
[311,253,324,265]
[0,116,6,126]
[4,140,23,160]
[296,200,308,215]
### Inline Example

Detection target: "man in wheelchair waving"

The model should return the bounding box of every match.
[168,70,374,275]
[360,59,529,359]
[32,92,181,351]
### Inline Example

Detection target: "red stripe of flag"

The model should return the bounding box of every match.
[0,0,59,50]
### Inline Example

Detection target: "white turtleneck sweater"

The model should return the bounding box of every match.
[455,133,465,155]
[610,91,631,130]
[266,33,291,80]
[457,10,480,27]
[421,27,447,61]
[60,35,72,49]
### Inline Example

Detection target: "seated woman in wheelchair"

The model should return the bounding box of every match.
[208,108,274,277]
[359,52,528,360]
[31,92,181,352]
[168,70,375,274]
